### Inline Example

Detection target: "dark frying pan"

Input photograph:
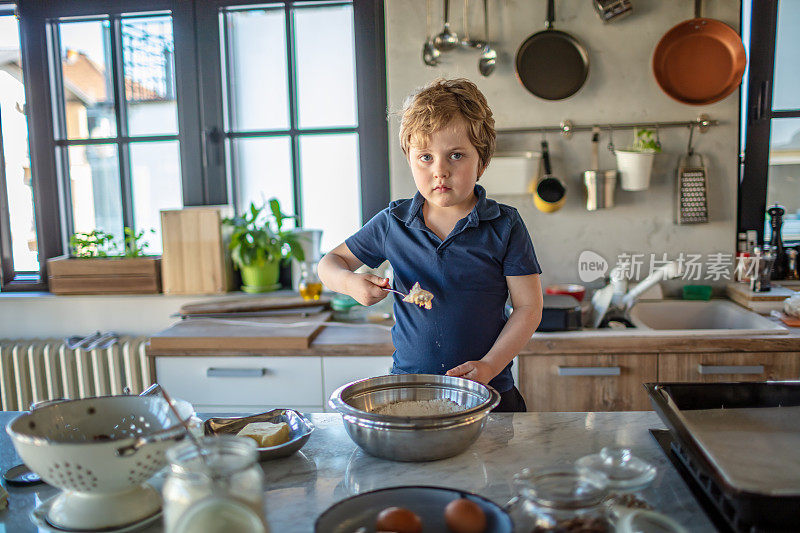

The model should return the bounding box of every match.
[515,0,589,101]
[652,0,746,105]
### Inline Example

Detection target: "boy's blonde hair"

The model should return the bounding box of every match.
[399,78,496,172]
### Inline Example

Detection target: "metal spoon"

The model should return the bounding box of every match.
[478,0,497,76]
[433,0,459,52]
[423,0,441,66]
[460,0,485,49]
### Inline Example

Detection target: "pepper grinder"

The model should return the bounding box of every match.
[768,204,788,280]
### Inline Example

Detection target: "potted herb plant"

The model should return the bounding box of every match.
[614,128,662,191]
[47,228,161,294]
[223,199,305,293]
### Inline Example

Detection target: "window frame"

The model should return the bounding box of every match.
[739,0,800,244]
[194,0,389,222]
[3,0,387,291]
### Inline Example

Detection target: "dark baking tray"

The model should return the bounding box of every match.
[646,381,800,532]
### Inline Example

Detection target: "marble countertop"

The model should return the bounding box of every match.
[0,411,716,532]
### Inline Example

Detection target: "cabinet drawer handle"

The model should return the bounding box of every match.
[557,366,621,377]
[697,364,764,375]
[206,367,267,378]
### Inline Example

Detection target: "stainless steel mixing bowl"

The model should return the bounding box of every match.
[328,374,500,462]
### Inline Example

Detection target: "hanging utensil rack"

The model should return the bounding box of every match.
[497,114,718,139]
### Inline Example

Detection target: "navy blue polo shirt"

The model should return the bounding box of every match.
[345,185,541,393]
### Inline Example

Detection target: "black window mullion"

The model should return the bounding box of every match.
[109,17,134,237]
[353,0,388,222]
[12,4,65,290]
[739,0,779,243]
[220,8,240,212]
[193,0,227,205]
[771,110,800,119]
[48,22,75,242]
[285,4,302,225]
[172,0,207,206]
[0,105,17,285]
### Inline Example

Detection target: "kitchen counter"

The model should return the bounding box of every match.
[147,312,800,357]
[0,411,717,532]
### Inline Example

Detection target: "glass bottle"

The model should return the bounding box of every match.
[507,465,611,532]
[163,436,268,533]
[298,261,323,301]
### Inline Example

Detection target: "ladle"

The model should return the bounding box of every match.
[422,0,441,66]
[460,0,485,49]
[478,0,497,76]
[433,0,459,51]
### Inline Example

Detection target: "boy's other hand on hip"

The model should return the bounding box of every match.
[348,273,389,306]
[446,360,496,385]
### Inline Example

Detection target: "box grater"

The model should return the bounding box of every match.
[675,153,708,224]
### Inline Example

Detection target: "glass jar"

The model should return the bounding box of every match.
[298,261,323,301]
[575,446,656,511]
[508,465,611,532]
[163,436,267,533]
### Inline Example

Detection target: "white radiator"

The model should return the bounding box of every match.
[0,337,154,411]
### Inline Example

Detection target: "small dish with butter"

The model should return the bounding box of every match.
[203,409,314,461]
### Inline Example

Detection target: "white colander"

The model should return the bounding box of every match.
[7,394,194,530]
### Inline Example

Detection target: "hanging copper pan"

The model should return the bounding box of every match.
[652,0,746,105]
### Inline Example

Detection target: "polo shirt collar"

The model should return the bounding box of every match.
[390,184,501,229]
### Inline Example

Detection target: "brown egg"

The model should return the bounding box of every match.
[444,498,487,533]
[375,506,423,533]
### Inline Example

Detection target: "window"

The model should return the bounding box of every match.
[0,4,40,288]
[196,0,388,252]
[4,0,388,290]
[53,14,183,254]
[740,0,800,245]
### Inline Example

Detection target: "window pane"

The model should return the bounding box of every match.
[765,118,800,242]
[295,5,357,129]
[299,134,360,251]
[130,141,182,254]
[234,137,294,218]
[59,20,117,139]
[0,14,39,272]
[67,145,123,241]
[122,15,178,136]
[224,8,289,131]
[773,0,800,110]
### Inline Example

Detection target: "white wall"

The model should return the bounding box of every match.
[385,0,741,289]
[0,293,210,338]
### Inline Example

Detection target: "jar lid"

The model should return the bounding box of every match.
[513,465,609,510]
[575,447,657,492]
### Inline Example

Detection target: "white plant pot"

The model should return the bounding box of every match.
[615,150,656,191]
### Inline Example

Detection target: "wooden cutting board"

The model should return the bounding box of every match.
[179,295,331,315]
[149,311,332,352]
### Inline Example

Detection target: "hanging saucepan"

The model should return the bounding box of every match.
[652,0,746,105]
[515,0,589,101]
[533,141,566,213]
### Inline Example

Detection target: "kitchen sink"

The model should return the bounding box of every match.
[628,299,788,335]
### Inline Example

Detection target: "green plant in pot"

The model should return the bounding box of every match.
[223,199,305,293]
[614,128,662,192]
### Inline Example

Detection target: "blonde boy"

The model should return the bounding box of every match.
[318,78,542,411]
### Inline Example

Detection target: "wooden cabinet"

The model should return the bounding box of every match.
[155,355,324,412]
[519,354,658,412]
[659,352,800,383]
